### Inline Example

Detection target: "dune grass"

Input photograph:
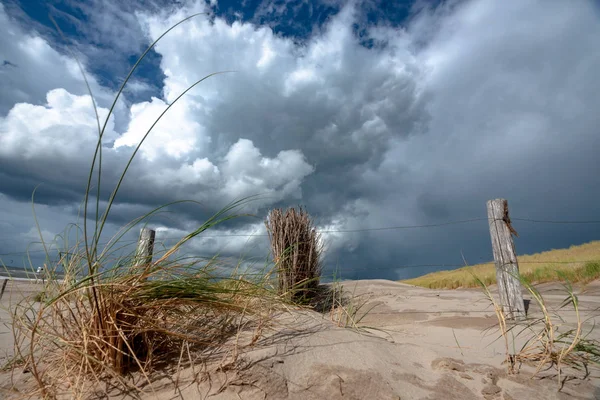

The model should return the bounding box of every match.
[8,216,288,397]
[3,13,297,399]
[402,241,600,289]
[2,11,381,398]
[474,272,600,386]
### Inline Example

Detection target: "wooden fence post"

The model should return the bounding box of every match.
[135,228,155,268]
[487,199,526,320]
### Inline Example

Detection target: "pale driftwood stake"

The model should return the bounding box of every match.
[487,199,526,320]
[135,228,155,268]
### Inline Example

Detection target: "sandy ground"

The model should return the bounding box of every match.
[0,278,598,399]
[0,280,41,367]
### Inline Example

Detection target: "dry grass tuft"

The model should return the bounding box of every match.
[474,272,600,388]
[265,206,323,303]
[9,223,283,399]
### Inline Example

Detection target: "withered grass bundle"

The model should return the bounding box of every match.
[265,206,323,303]
[10,211,281,398]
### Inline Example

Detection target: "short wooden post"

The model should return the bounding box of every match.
[0,279,8,301]
[487,199,526,320]
[134,228,155,268]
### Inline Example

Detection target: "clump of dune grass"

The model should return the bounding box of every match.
[304,266,384,336]
[402,241,600,289]
[10,215,283,398]
[473,270,600,387]
[326,281,380,333]
[6,13,290,399]
[265,206,323,303]
[512,274,600,386]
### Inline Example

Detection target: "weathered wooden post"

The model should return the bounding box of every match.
[487,199,526,320]
[134,228,155,268]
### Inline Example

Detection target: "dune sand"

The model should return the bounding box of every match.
[1,278,598,399]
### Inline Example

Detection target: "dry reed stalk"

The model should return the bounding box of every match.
[265,207,323,303]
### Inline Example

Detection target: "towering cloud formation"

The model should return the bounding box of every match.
[1,0,599,279]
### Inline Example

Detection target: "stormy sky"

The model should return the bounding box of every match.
[1,0,599,281]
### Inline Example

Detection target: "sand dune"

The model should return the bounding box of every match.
[1,278,599,399]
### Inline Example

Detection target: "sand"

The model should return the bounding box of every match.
[0,280,41,367]
[0,278,598,399]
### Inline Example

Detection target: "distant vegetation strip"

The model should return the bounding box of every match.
[402,241,600,289]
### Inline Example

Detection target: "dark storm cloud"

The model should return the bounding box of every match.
[1,0,600,280]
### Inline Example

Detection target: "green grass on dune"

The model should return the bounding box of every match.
[401,240,600,289]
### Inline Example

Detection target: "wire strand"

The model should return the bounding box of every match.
[512,217,600,224]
